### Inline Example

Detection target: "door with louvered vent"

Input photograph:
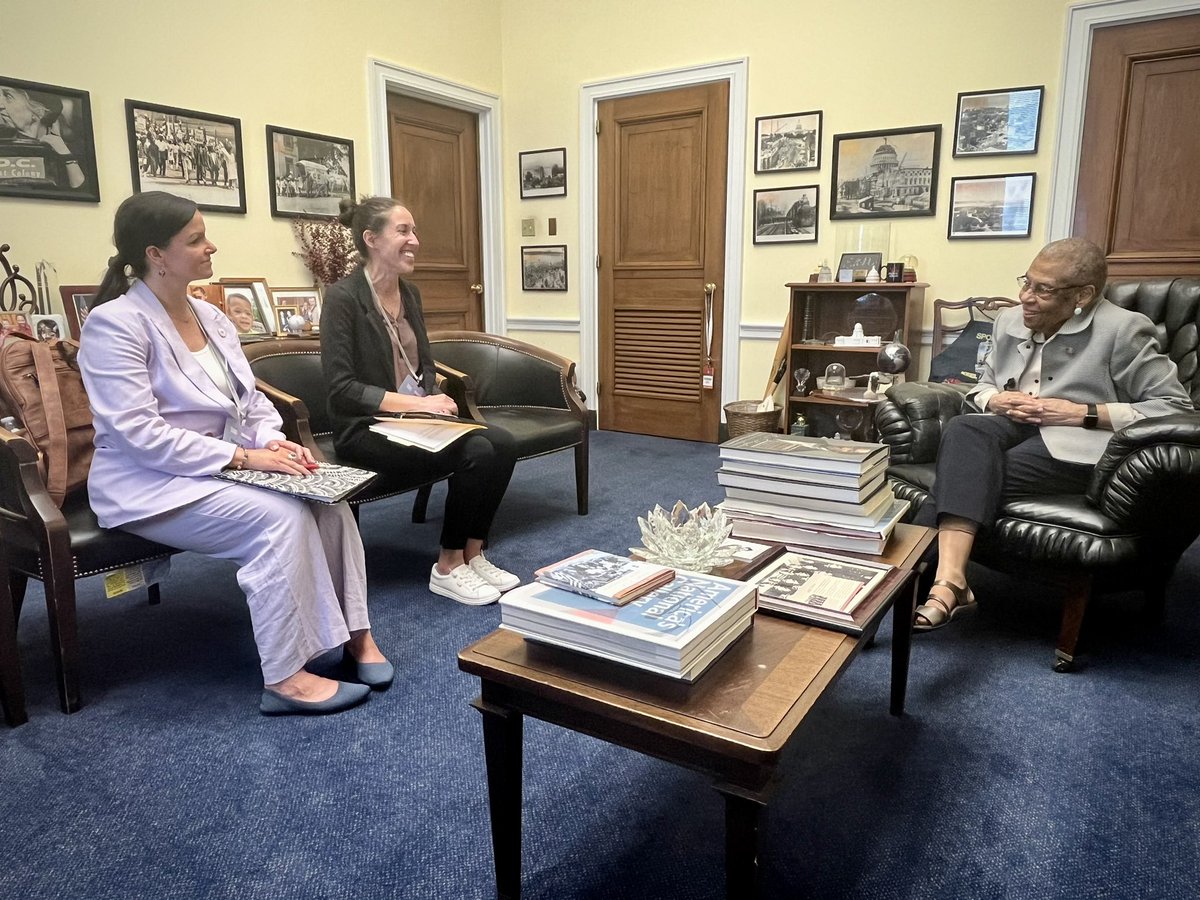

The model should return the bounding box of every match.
[597,83,729,441]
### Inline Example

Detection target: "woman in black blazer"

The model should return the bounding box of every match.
[321,197,518,606]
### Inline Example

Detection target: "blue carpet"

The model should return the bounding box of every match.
[2,430,1198,899]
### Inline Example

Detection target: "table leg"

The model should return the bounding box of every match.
[889,570,918,716]
[473,696,524,900]
[0,546,27,728]
[717,784,763,899]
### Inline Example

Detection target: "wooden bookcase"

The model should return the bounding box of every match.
[783,282,927,439]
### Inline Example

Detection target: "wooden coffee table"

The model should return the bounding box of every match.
[458,524,935,898]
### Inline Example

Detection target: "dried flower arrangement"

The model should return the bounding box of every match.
[291,219,359,286]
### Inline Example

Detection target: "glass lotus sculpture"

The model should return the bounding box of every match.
[632,501,735,573]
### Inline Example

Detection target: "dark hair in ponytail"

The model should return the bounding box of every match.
[338,196,404,258]
[93,191,199,307]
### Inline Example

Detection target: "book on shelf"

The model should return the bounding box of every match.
[719,433,889,473]
[214,463,377,504]
[722,483,894,519]
[499,569,757,680]
[727,498,910,555]
[749,549,898,634]
[717,468,887,503]
[718,453,888,488]
[535,549,675,606]
[369,413,485,452]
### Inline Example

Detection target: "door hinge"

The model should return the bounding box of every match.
[595,254,601,270]
[595,119,601,135]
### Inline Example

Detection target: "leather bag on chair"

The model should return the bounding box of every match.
[0,334,94,506]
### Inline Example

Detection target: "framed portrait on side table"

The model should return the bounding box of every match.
[948,173,1035,239]
[521,245,568,291]
[753,185,819,244]
[270,287,321,330]
[519,148,566,199]
[266,126,355,220]
[754,110,821,173]
[953,86,1044,157]
[830,125,941,220]
[0,75,100,203]
[219,277,273,337]
[188,282,225,311]
[31,314,68,342]
[59,284,98,339]
[125,99,246,213]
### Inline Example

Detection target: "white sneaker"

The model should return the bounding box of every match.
[429,564,501,606]
[468,554,521,592]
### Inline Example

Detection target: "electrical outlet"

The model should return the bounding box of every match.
[521,218,535,237]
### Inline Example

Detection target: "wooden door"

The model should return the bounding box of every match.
[386,94,483,330]
[1073,13,1200,277]
[598,82,729,441]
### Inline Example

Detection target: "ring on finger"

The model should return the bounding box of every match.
[287,452,297,460]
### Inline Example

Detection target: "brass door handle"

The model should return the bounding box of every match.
[469,283,483,294]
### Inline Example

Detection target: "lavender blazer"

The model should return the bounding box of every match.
[78,280,286,528]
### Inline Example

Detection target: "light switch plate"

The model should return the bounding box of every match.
[548,217,557,236]
[521,218,535,237]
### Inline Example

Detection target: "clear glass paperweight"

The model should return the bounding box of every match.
[823,362,847,389]
[631,500,735,574]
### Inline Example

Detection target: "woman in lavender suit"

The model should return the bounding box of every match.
[78,192,392,716]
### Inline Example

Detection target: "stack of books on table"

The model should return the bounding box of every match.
[499,560,757,682]
[716,432,909,555]
[748,549,896,635]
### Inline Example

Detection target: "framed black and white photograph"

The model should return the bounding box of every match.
[519,148,566,199]
[31,313,67,342]
[521,245,568,291]
[753,185,819,244]
[266,126,354,219]
[125,99,246,213]
[270,286,321,330]
[831,125,941,220]
[219,277,273,336]
[953,86,1044,157]
[948,173,1035,239]
[754,110,821,173]
[0,76,100,203]
[58,284,97,339]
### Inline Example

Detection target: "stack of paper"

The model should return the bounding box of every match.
[369,414,485,452]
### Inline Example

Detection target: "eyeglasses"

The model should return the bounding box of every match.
[1016,274,1088,299]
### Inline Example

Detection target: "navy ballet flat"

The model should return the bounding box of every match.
[259,681,370,716]
[351,659,395,691]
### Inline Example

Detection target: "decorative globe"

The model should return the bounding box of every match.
[285,314,307,334]
[877,341,912,374]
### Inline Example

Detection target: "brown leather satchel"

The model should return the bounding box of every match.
[0,333,95,506]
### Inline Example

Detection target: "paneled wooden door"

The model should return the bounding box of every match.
[597,82,729,441]
[1073,13,1200,277]
[386,94,484,330]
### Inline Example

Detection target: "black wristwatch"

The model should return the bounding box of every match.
[1083,403,1099,430]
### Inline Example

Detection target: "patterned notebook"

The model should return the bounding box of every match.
[215,463,377,504]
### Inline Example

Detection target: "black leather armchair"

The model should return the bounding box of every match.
[876,277,1200,670]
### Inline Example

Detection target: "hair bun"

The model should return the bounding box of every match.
[337,198,357,228]
[108,254,123,269]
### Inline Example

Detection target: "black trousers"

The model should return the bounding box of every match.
[344,425,517,549]
[914,414,1093,529]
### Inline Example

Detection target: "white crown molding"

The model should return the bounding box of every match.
[505,317,581,332]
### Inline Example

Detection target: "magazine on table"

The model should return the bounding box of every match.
[719,433,889,473]
[370,413,485,452]
[215,463,377,504]
[535,549,675,605]
[749,549,893,632]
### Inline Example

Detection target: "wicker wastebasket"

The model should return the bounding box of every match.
[723,400,781,437]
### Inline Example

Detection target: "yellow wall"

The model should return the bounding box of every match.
[8,0,1077,393]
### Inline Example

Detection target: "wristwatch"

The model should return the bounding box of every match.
[1083,403,1099,430]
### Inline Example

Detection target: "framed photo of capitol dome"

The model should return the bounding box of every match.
[830,125,941,220]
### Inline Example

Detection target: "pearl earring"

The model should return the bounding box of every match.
[1073,306,1083,317]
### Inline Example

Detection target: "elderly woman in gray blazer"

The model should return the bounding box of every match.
[914,238,1192,630]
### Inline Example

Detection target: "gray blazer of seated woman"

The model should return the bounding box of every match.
[913,238,1192,631]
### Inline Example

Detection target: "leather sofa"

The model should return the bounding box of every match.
[875,277,1200,670]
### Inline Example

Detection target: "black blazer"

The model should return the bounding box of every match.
[320,266,439,449]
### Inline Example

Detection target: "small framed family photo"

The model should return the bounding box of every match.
[219,277,273,337]
[188,282,225,311]
[0,312,33,338]
[831,125,941,220]
[953,86,1044,157]
[270,287,321,330]
[519,148,566,199]
[31,314,68,342]
[521,245,568,291]
[754,111,821,173]
[0,75,100,203]
[59,284,98,339]
[753,185,819,244]
[125,99,246,213]
[266,125,355,220]
[948,173,1036,239]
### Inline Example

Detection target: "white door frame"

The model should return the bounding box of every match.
[577,58,749,418]
[367,59,506,332]
[1048,0,1200,239]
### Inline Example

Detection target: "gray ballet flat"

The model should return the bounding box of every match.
[259,681,370,716]
[352,660,395,691]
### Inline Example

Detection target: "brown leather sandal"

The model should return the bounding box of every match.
[913,579,977,632]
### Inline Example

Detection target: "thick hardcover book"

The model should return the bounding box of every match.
[719,453,888,488]
[717,469,887,502]
[722,483,894,518]
[215,463,378,504]
[370,414,485,452]
[535,549,675,606]
[728,498,908,555]
[719,433,889,473]
[720,493,898,529]
[749,549,895,634]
